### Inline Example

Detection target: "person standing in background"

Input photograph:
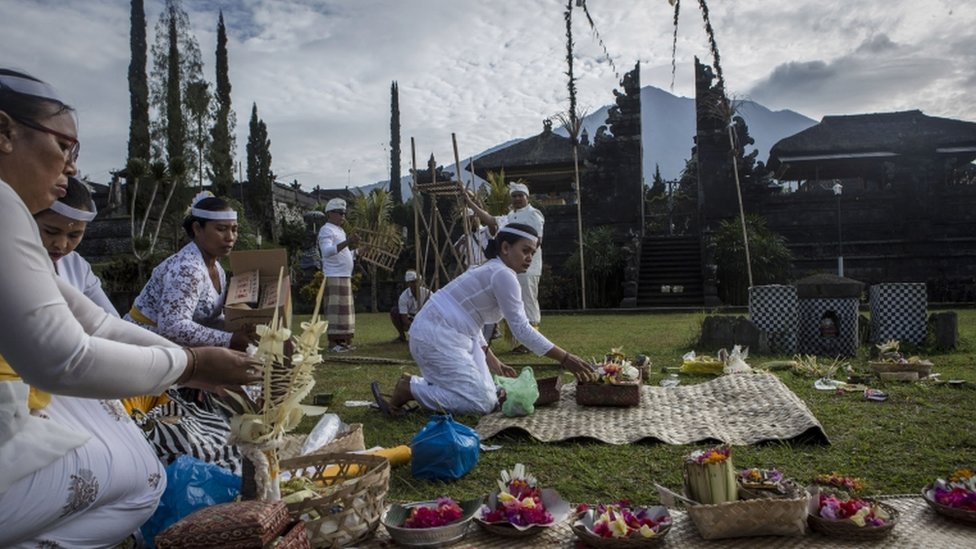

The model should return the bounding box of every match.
[466,182,544,353]
[318,197,360,352]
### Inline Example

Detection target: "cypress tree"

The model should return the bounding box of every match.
[246,103,274,237]
[390,81,402,204]
[165,13,185,171]
[127,0,150,164]
[210,11,235,196]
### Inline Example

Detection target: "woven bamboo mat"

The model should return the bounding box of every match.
[476,373,829,445]
[357,496,976,548]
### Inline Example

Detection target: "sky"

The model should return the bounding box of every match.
[2,0,973,191]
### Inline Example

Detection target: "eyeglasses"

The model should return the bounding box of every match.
[9,113,80,164]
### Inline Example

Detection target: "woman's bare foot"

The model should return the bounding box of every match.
[390,374,414,408]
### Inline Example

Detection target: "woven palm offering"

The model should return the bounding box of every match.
[684,446,737,505]
[571,502,672,547]
[475,464,571,538]
[869,339,933,379]
[807,472,897,539]
[736,468,804,500]
[922,468,976,525]
[224,271,328,501]
[576,348,642,407]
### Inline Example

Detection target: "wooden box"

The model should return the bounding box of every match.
[575,379,641,407]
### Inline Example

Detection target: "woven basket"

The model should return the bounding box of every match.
[381,498,481,548]
[807,500,899,540]
[570,507,672,547]
[869,360,933,377]
[280,452,390,549]
[686,489,810,539]
[922,484,976,524]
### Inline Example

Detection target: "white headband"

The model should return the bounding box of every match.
[50,199,97,222]
[188,190,237,221]
[508,182,529,196]
[498,226,538,244]
[191,207,237,221]
[0,73,65,104]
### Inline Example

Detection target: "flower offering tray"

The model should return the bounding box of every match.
[381,498,482,548]
[807,500,898,540]
[571,505,672,547]
[922,483,976,525]
[575,380,641,407]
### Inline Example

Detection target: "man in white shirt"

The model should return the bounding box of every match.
[317,198,360,351]
[454,208,490,271]
[389,270,432,342]
[465,182,544,353]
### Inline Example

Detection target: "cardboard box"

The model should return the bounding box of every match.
[224,249,292,331]
[226,269,260,307]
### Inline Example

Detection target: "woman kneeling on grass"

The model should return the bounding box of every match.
[372,223,592,416]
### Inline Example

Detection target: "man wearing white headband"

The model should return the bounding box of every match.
[318,197,361,351]
[465,181,545,353]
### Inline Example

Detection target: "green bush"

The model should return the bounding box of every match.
[713,215,793,305]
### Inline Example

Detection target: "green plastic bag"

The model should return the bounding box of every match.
[494,366,539,417]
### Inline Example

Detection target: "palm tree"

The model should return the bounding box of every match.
[347,187,399,313]
[480,170,512,215]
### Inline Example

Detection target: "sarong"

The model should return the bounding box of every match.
[325,277,355,336]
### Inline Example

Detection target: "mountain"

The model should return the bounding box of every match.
[364,85,817,196]
[557,85,818,182]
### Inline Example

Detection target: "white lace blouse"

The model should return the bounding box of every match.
[420,258,554,355]
[126,242,232,347]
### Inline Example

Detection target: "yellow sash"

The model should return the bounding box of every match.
[127,305,157,327]
[0,354,51,411]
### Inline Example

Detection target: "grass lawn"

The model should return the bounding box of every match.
[296,309,976,503]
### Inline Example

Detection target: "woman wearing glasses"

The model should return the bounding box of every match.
[0,68,259,547]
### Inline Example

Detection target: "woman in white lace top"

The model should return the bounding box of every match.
[125,194,254,350]
[371,223,593,415]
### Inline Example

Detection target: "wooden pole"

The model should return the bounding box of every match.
[453,133,474,272]
[410,138,423,289]
[728,123,753,288]
[573,142,587,309]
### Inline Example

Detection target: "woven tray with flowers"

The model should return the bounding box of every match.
[475,464,571,538]
[571,502,672,547]
[657,447,810,540]
[381,496,482,547]
[807,473,897,540]
[922,468,976,524]
[576,348,642,407]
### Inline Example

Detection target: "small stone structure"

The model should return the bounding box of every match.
[796,274,864,358]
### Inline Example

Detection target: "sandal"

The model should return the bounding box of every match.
[370,381,421,417]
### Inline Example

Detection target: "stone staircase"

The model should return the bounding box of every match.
[636,235,705,307]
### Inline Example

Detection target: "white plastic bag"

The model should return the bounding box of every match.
[300,413,347,456]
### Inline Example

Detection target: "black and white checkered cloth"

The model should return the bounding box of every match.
[749,285,798,354]
[869,283,927,345]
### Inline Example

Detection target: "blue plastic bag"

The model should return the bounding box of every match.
[411,414,480,481]
[141,455,241,548]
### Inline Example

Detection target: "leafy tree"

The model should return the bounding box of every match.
[390,81,402,204]
[713,215,793,305]
[127,0,150,165]
[565,226,625,308]
[347,187,399,313]
[480,170,512,215]
[127,158,181,278]
[245,103,275,239]
[209,11,236,196]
